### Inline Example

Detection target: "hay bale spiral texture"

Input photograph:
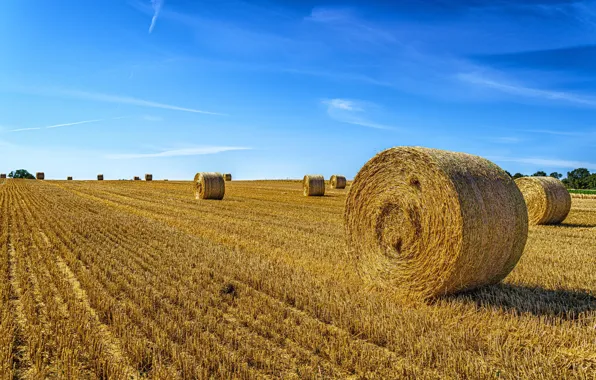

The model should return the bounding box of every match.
[224,173,232,181]
[194,172,225,200]
[330,175,347,189]
[345,147,528,299]
[303,175,325,196]
[36,172,45,180]
[97,174,104,181]
[515,177,571,225]
[145,174,153,181]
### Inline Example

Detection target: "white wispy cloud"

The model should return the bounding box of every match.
[489,156,596,169]
[458,72,596,107]
[142,115,164,122]
[149,0,164,33]
[7,118,110,133]
[519,129,587,137]
[323,98,394,130]
[22,87,224,115]
[107,146,250,159]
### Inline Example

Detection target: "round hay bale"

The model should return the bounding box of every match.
[97,174,104,181]
[36,172,45,180]
[224,173,232,181]
[303,175,325,196]
[134,176,141,181]
[145,174,153,181]
[67,176,73,181]
[515,176,571,225]
[330,175,347,189]
[194,172,225,200]
[344,147,528,299]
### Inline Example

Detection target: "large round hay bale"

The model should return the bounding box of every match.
[303,175,325,196]
[67,176,73,181]
[97,174,104,181]
[330,175,347,189]
[515,176,571,225]
[36,172,45,180]
[224,173,232,181]
[194,172,225,200]
[345,147,528,299]
[145,174,153,181]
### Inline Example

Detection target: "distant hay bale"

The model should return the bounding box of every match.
[134,176,141,181]
[97,174,104,181]
[36,172,45,180]
[330,175,347,189]
[194,172,225,200]
[164,179,169,181]
[303,175,325,196]
[224,173,232,181]
[145,174,153,181]
[67,177,73,181]
[344,147,528,299]
[515,176,571,225]
[0,174,6,179]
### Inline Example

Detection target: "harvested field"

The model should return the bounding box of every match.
[0,179,594,379]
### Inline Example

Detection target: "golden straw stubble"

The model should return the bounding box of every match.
[330,175,347,189]
[515,176,571,225]
[345,147,528,299]
[194,172,225,200]
[303,175,325,196]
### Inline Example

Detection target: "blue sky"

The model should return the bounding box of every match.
[2,0,596,179]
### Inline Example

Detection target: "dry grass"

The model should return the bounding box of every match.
[0,179,594,379]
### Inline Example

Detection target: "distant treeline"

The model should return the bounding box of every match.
[506,168,596,189]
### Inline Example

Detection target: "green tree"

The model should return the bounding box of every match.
[549,172,562,179]
[587,174,596,189]
[566,168,591,189]
[512,173,525,179]
[8,169,35,179]
[532,171,547,177]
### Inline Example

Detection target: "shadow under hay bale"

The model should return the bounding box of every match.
[303,175,325,196]
[345,147,528,299]
[447,283,596,321]
[194,172,225,200]
[515,176,571,225]
[330,175,347,189]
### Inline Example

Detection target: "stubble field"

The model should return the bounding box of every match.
[0,179,594,379]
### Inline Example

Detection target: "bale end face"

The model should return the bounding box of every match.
[145,174,153,181]
[515,176,571,225]
[303,175,325,196]
[330,175,347,189]
[194,172,225,200]
[36,172,45,180]
[345,146,528,299]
